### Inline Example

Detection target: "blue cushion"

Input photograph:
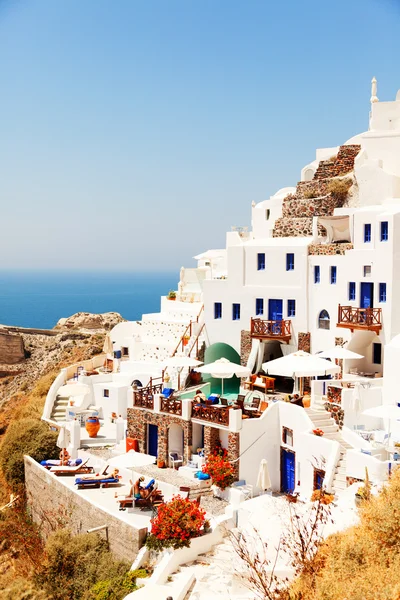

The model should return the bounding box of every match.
[75,477,119,485]
[145,478,156,490]
[196,471,210,480]
[162,388,174,398]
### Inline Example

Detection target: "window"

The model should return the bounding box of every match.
[314,265,320,284]
[122,347,129,357]
[313,469,326,491]
[318,310,330,330]
[286,253,295,271]
[364,223,372,243]
[265,209,270,220]
[330,266,337,284]
[373,343,382,365]
[349,282,356,301]
[103,389,109,398]
[364,265,371,277]
[232,303,241,320]
[381,221,389,241]
[257,253,265,270]
[214,302,222,319]
[256,298,264,316]
[287,299,296,317]
[379,283,387,302]
[282,427,293,446]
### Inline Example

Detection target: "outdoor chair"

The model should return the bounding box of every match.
[49,459,92,476]
[169,451,183,469]
[220,397,228,406]
[251,396,261,409]
[162,388,175,398]
[135,485,165,512]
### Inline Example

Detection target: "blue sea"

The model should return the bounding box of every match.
[0,271,178,329]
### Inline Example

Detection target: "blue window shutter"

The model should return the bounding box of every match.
[381,221,389,241]
[379,283,386,302]
[256,298,264,316]
[286,253,294,271]
[257,253,266,270]
[331,266,337,284]
[214,302,222,319]
[349,282,356,301]
[232,303,240,320]
[364,224,371,243]
[287,299,296,317]
[314,266,320,284]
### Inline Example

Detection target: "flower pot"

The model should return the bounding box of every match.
[157,459,166,469]
[85,416,100,438]
[303,395,311,408]
[168,297,176,301]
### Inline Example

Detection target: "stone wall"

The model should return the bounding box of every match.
[24,456,146,561]
[240,330,252,367]
[0,330,25,364]
[282,194,340,219]
[203,426,220,456]
[227,432,240,478]
[127,407,193,464]
[308,243,353,256]
[324,401,344,428]
[298,333,311,353]
[313,145,361,180]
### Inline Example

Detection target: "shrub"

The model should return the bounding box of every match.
[37,529,132,600]
[146,496,206,551]
[0,419,58,489]
[303,189,316,199]
[310,489,335,505]
[327,177,352,204]
[202,447,235,490]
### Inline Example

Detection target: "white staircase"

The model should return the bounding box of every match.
[50,395,68,422]
[305,397,353,495]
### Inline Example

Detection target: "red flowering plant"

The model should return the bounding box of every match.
[202,447,235,490]
[145,496,206,551]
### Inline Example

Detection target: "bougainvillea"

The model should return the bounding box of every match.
[202,448,235,490]
[145,496,206,551]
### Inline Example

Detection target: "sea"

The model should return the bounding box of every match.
[0,271,178,329]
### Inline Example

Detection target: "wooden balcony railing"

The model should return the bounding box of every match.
[250,318,292,342]
[160,397,182,416]
[192,405,230,426]
[133,379,163,410]
[337,305,382,333]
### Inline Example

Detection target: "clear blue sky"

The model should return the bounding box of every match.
[0,0,399,271]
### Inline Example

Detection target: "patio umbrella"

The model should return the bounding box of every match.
[195,358,251,396]
[351,382,362,429]
[362,404,400,445]
[56,426,70,464]
[102,334,114,355]
[256,459,271,492]
[263,351,340,395]
[318,347,364,360]
[163,356,204,390]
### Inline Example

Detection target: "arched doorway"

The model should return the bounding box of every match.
[204,342,241,395]
[168,423,184,458]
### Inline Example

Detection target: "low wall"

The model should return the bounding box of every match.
[24,456,147,562]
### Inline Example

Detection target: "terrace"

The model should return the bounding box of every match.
[250,318,292,343]
[337,305,382,333]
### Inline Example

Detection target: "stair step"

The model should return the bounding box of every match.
[333,473,347,483]
[334,481,347,491]
[335,467,346,475]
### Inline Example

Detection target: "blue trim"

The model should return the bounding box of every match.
[214,302,222,319]
[381,221,389,241]
[364,223,372,243]
[349,281,356,301]
[379,283,386,303]
[232,303,240,321]
[330,266,337,284]
[286,253,294,271]
[314,265,320,284]
[257,253,265,270]
[256,298,264,316]
[287,299,296,317]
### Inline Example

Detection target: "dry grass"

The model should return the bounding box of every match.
[327,177,352,204]
[290,469,400,600]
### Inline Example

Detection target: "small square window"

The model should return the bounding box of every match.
[364,224,372,243]
[381,221,389,241]
[286,253,295,271]
[364,265,371,277]
[330,266,337,284]
[314,266,320,284]
[379,283,387,303]
[257,253,265,270]
[282,427,293,446]
[104,389,109,398]
[349,282,356,301]
[256,298,264,316]
[122,347,129,357]
[287,299,296,317]
[232,303,241,321]
[214,302,222,319]
[265,209,270,221]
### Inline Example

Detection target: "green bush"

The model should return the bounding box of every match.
[36,529,134,600]
[0,419,58,489]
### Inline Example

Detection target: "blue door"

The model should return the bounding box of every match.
[269,299,283,321]
[148,424,158,457]
[281,449,295,493]
[360,283,373,309]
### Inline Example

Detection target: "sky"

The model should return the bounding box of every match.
[0,0,399,272]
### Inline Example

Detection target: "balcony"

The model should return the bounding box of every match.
[160,397,182,416]
[336,305,382,333]
[250,318,292,343]
[133,380,163,410]
[192,404,230,427]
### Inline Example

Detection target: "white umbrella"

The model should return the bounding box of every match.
[195,358,251,396]
[164,356,204,390]
[256,459,271,492]
[351,382,362,429]
[362,404,400,446]
[102,334,113,355]
[262,351,340,378]
[57,383,90,398]
[56,426,70,464]
[318,347,363,360]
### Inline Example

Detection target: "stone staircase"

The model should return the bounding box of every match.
[50,395,68,422]
[305,398,353,495]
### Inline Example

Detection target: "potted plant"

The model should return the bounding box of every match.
[182,334,190,346]
[313,428,324,437]
[310,488,335,505]
[167,290,176,301]
[202,448,235,495]
[145,496,206,550]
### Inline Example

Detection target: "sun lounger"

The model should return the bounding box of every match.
[75,475,120,489]
[50,459,92,476]
[41,458,83,469]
